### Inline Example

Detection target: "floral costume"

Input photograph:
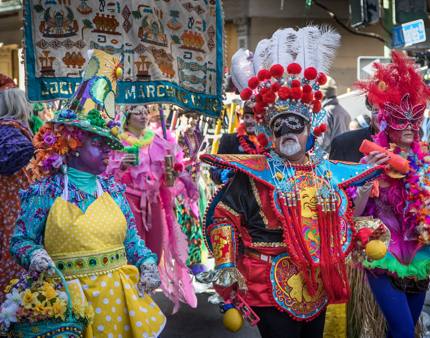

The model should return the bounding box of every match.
[10,173,166,337]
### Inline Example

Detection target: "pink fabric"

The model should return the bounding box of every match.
[106,130,197,311]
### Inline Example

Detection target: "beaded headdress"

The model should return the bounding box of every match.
[230,25,340,136]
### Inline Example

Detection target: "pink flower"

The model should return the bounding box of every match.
[42,153,63,171]
[43,131,57,146]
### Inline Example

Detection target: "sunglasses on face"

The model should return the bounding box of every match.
[272,115,306,138]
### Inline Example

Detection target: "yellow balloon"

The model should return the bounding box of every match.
[223,308,244,333]
[365,240,387,260]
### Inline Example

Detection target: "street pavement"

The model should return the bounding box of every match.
[153,292,260,338]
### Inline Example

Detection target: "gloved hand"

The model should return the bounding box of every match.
[220,169,233,184]
[137,263,161,296]
[29,249,55,274]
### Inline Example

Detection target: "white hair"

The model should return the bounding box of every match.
[0,88,30,123]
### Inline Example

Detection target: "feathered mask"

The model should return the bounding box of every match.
[357,51,430,132]
[231,25,340,135]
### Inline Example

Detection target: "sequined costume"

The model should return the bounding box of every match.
[203,26,385,338]
[202,152,381,321]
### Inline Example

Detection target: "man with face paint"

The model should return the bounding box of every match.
[200,26,384,338]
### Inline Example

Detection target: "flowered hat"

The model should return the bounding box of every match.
[51,49,123,150]
[230,25,340,137]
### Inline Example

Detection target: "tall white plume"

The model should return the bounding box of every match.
[270,28,299,67]
[229,25,340,92]
[314,25,341,73]
[295,25,340,73]
[253,39,273,73]
[230,48,256,92]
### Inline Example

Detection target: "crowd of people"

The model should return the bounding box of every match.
[0,25,430,338]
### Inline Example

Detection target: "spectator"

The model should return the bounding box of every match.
[320,76,351,152]
[330,97,379,162]
[0,74,34,303]
[350,114,371,131]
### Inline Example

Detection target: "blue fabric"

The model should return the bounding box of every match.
[220,169,232,184]
[366,272,426,338]
[0,122,34,176]
[67,167,97,195]
[10,174,157,269]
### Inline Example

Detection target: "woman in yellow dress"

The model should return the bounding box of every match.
[10,50,166,337]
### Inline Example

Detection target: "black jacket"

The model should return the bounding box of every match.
[217,133,256,154]
[210,133,257,184]
[329,127,373,162]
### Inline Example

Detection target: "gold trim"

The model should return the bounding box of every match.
[218,202,240,217]
[54,247,127,278]
[249,179,275,228]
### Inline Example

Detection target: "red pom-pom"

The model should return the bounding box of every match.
[255,94,263,103]
[287,63,302,74]
[263,91,276,104]
[301,92,313,104]
[240,88,253,100]
[174,162,184,172]
[257,69,271,81]
[260,87,269,96]
[291,80,301,88]
[313,123,327,137]
[317,72,327,85]
[271,82,281,92]
[304,67,318,80]
[278,86,290,100]
[257,133,269,147]
[248,77,260,89]
[314,90,323,100]
[302,84,312,93]
[254,102,266,114]
[290,87,303,100]
[270,64,284,78]
[312,100,322,112]
[319,123,327,133]
[356,228,373,246]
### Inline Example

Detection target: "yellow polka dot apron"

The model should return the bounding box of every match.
[44,175,166,337]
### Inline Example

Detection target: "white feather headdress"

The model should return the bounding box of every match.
[230,25,340,92]
[231,25,340,132]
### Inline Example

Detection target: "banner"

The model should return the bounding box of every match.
[23,0,224,117]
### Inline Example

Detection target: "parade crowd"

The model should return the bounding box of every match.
[1,26,430,338]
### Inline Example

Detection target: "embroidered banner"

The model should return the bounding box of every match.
[23,0,224,117]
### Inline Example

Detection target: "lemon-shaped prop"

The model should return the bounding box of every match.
[365,240,387,260]
[223,307,244,333]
